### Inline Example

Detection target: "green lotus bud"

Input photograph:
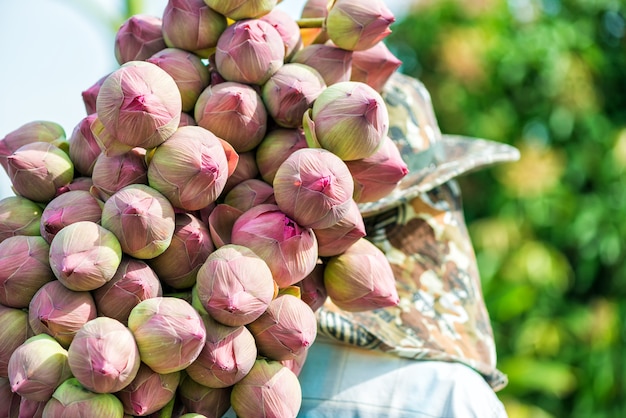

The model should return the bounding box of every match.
[96,61,182,149]
[178,374,232,418]
[114,15,167,65]
[215,19,285,85]
[222,151,259,195]
[350,41,402,92]
[49,221,122,291]
[195,244,274,326]
[260,8,303,61]
[230,359,301,418]
[7,141,74,203]
[255,128,307,184]
[291,43,353,85]
[294,263,327,312]
[186,314,257,388]
[28,280,98,348]
[92,147,148,200]
[194,81,268,152]
[0,305,29,377]
[273,148,354,229]
[39,190,103,244]
[92,257,162,325]
[0,195,42,243]
[101,184,176,259]
[128,297,206,374]
[8,334,71,402]
[224,179,275,213]
[0,120,65,173]
[313,198,365,256]
[147,126,228,211]
[204,0,277,20]
[0,235,53,308]
[325,0,395,51]
[207,204,243,248]
[324,238,399,311]
[116,363,180,416]
[41,377,124,418]
[0,377,20,417]
[67,114,102,176]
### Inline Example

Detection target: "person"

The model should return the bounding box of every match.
[296,72,520,417]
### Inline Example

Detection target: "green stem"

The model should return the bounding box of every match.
[297,17,325,29]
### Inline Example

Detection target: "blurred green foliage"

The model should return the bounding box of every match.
[386,0,626,416]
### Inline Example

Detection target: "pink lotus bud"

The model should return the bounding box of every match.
[350,41,402,92]
[231,204,318,287]
[194,81,268,152]
[195,244,275,326]
[260,8,303,60]
[324,238,399,311]
[178,374,232,418]
[0,120,65,173]
[56,176,94,194]
[224,179,275,212]
[67,114,102,176]
[273,148,354,229]
[147,126,228,211]
[248,294,317,361]
[222,150,259,195]
[325,0,395,51]
[41,377,124,417]
[262,63,326,128]
[255,128,307,184]
[116,363,180,416]
[96,61,182,149]
[7,141,74,203]
[313,198,365,256]
[28,281,97,348]
[0,195,42,243]
[230,359,301,418]
[40,190,103,244]
[146,48,210,112]
[148,213,214,289]
[305,81,389,160]
[49,221,123,292]
[19,397,47,418]
[127,297,206,374]
[207,204,243,248]
[92,146,148,201]
[81,74,108,115]
[215,19,285,85]
[0,305,29,377]
[0,236,53,308]
[204,0,277,20]
[291,43,353,85]
[114,15,167,65]
[101,184,176,259]
[294,263,327,312]
[162,0,227,58]
[92,257,162,325]
[346,135,409,203]
[8,334,71,402]
[0,377,21,417]
[186,314,257,388]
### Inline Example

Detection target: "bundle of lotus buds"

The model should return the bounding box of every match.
[0,0,408,416]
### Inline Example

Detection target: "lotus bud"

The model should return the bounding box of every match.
[7,334,71,401]
[214,19,285,85]
[48,221,122,291]
[96,61,182,149]
[0,195,42,243]
[262,63,326,128]
[260,8,303,60]
[231,204,318,287]
[41,377,125,417]
[346,135,409,203]
[255,128,307,184]
[148,213,214,289]
[40,190,103,244]
[56,176,94,194]
[101,184,176,259]
[0,305,29,377]
[204,0,277,20]
[128,297,206,374]
[248,294,317,361]
[207,204,243,248]
[230,359,301,418]
[324,238,399,311]
[114,15,167,65]
[0,236,53,308]
[0,120,65,173]
[178,374,232,418]
[313,199,365,256]
[325,0,395,51]
[1,377,20,417]
[162,0,227,58]
[19,397,47,418]
[67,114,101,176]
[81,74,108,115]
[92,257,162,325]
[117,363,180,416]
[7,141,74,203]
[280,346,309,377]
[194,81,267,152]
[224,179,275,212]
[146,48,210,112]
[92,147,148,200]
[28,281,97,348]
[350,41,402,92]
[89,116,133,157]
[222,151,259,194]
[273,148,354,229]
[186,314,257,388]
[294,263,327,312]
[291,43,353,85]
[305,81,389,160]
[195,244,274,326]
[179,111,197,127]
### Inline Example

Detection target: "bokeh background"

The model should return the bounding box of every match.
[1,0,625,417]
